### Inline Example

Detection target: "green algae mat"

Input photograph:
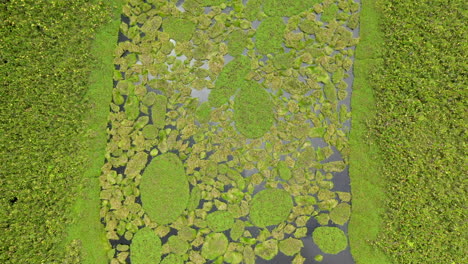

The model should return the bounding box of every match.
[100,0,360,263]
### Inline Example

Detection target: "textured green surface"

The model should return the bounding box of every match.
[313,226,348,254]
[233,81,274,138]
[255,16,285,55]
[140,153,189,225]
[131,227,162,264]
[249,189,293,227]
[201,233,229,260]
[206,211,234,232]
[162,17,196,42]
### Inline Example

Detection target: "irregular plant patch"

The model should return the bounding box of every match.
[312,226,348,254]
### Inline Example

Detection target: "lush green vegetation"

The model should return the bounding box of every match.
[130,227,162,264]
[0,0,119,263]
[140,153,189,225]
[348,0,391,263]
[368,0,467,263]
[312,226,348,254]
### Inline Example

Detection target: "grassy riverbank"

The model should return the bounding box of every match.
[0,0,119,262]
[351,0,467,263]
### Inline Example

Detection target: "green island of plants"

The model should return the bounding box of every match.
[130,227,162,264]
[312,226,348,254]
[140,153,189,225]
[249,189,294,227]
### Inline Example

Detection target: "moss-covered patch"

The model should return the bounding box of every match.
[279,237,304,256]
[162,17,196,42]
[167,236,190,255]
[201,233,229,260]
[255,239,278,260]
[277,161,292,180]
[131,227,162,264]
[226,29,249,57]
[329,202,351,225]
[206,211,234,232]
[250,189,293,227]
[234,81,274,138]
[140,153,189,225]
[255,16,285,55]
[312,226,348,254]
[161,254,184,264]
[152,94,168,129]
[210,56,251,107]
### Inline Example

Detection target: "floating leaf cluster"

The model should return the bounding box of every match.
[101,0,360,263]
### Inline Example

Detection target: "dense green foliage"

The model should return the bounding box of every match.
[249,189,293,227]
[312,226,348,254]
[233,81,274,138]
[140,153,189,225]
[0,0,114,263]
[130,227,162,264]
[370,0,467,263]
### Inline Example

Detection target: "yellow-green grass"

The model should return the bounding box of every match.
[61,1,124,263]
[348,0,391,263]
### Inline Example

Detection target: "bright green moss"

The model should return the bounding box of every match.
[195,102,211,123]
[202,233,229,260]
[255,239,278,260]
[130,227,162,264]
[160,254,184,264]
[152,94,167,129]
[234,81,274,138]
[210,56,251,107]
[312,226,348,254]
[272,52,294,70]
[277,161,292,180]
[162,17,196,42]
[125,95,140,121]
[255,17,285,55]
[167,236,190,255]
[321,4,339,23]
[330,202,351,225]
[200,0,226,6]
[249,189,293,227]
[227,29,249,57]
[206,211,234,232]
[279,237,303,256]
[140,153,189,225]
[263,0,320,17]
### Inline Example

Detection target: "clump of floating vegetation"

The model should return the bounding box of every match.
[312,226,348,254]
[101,0,360,263]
